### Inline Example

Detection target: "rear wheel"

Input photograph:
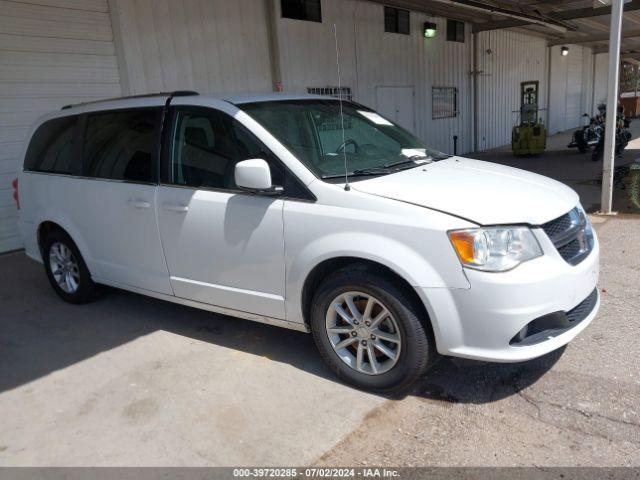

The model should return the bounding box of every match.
[42,230,99,304]
[309,267,434,392]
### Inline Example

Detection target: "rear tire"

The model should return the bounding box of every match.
[309,266,434,393]
[42,229,99,304]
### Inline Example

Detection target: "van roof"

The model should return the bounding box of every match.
[60,91,330,111]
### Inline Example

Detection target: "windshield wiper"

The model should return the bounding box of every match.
[383,156,432,168]
[321,167,392,179]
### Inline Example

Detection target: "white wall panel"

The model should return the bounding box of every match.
[565,47,584,128]
[276,0,358,94]
[581,48,594,119]
[276,0,473,155]
[110,0,273,95]
[593,53,609,110]
[548,44,594,134]
[0,0,122,252]
[475,30,548,151]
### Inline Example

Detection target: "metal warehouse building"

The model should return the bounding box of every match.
[0,0,636,253]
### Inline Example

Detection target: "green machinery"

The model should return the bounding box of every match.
[512,81,547,156]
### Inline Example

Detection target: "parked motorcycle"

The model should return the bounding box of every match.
[591,117,632,162]
[568,113,602,153]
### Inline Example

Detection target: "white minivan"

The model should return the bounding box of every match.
[16,91,599,392]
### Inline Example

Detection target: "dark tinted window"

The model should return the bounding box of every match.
[384,7,409,35]
[84,108,159,183]
[281,0,321,22]
[168,107,283,190]
[447,19,465,43]
[24,115,80,174]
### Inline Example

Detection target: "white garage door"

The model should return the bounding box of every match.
[0,0,122,253]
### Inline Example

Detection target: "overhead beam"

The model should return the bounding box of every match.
[430,0,571,32]
[366,0,492,23]
[549,28,640,46]
[473,0,640,32]
[593,44,640,53]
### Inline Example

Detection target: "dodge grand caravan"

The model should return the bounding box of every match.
[16,91,599,392]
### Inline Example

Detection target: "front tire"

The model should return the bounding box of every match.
[42,230,99,304]
[309,267,434,392]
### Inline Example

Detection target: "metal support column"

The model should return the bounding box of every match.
[600,0,625,214]
[265,0,282,92]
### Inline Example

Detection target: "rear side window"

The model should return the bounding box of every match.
[83,108,160,183]
[24,115,81,175]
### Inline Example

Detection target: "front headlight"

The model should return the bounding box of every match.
[448,226,543,272]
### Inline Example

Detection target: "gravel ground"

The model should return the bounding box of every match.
[316,215,640,467]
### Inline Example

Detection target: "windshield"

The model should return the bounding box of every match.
[241,99,449,180]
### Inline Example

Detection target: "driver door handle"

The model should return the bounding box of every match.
[128,199,151,209]
[162,202,189,213]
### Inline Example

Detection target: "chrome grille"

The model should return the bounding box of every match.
[541,207,594,266]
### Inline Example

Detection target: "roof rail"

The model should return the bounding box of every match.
[61,90,199,110]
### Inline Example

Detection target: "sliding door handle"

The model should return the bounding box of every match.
[162,202,189,213]
[128,199,151,209]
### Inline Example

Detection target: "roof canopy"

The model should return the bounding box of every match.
[373,0,640,61]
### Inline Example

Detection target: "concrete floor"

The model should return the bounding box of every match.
[0,253,386,466]
[0,215,638,466]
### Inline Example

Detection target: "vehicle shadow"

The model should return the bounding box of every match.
[0,252,332,393]
[409,347,565,404]
[1,251,562,404]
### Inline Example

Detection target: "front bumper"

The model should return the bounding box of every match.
[418,228,600,363]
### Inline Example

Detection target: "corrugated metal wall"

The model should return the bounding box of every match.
[0,0,606,253]
[276,0,359,95]
[110,0,273,94]
[475,30,548,151]
[107,0,600,155]
[276,0,473,155]
[548,44,594,134]
[593,53,609,110]
[581,48,595,119]
[0,0,122,253]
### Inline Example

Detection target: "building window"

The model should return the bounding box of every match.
[281,0,322,22]
[432,87,458,119]
[446,19,465,43]
[384,7,410,35]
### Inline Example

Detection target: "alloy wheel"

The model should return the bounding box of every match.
[325,291,402,375]
[49,242,81,294]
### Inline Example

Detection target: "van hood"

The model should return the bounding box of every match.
[351,157,579,225]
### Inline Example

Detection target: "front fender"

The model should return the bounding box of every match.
[284,231,470,324]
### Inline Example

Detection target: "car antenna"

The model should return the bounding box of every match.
[333,23,350,191]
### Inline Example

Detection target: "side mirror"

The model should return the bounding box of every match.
[235,159,282,195]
